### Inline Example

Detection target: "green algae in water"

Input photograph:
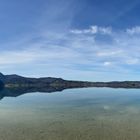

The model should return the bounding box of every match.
[0,88,140,140]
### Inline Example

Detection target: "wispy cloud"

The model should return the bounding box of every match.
[126,26,140,35]
[1,25,140,81]
[96,50,122,57]
[70,25,112,35]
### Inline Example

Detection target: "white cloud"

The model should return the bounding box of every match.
[90,25,98,34]
[70,29,93,34]
[103,62,112,66]
[98,27,112,34]
[97,50,122,57]
[126,26,140,35]
[70,25,112,35]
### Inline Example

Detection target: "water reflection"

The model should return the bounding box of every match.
[0,86,79,100]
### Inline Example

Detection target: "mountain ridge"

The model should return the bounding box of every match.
[0,73,140,88]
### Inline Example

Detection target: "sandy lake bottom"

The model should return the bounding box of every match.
[0,88,140,140]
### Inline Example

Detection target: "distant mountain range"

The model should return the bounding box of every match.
[0,72,140,89]
[0,73,140,89]
[0,72,96,89]
[0,72,140,100]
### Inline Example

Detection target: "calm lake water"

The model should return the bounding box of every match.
[0,87,140,140]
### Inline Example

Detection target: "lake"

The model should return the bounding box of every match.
[0,87,140,140]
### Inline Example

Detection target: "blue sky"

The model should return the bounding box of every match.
[1,0,140,81]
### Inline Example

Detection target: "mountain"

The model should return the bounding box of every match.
[0,73,5,81]
[0,73,95,88]
[0,72,140,89]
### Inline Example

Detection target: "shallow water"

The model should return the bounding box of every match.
[1,88,140,140]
